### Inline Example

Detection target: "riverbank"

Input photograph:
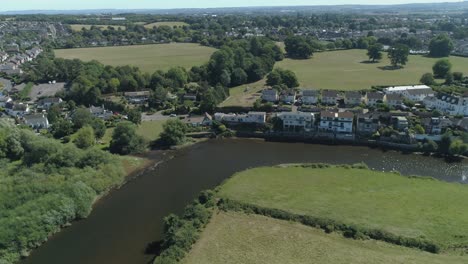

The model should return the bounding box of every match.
[22,139,468,264]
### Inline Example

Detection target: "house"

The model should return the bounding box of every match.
[261,89,279,102]
[0,63,22,75]
[124,91,151,104]
[183,93,197,101]
[356,113,388,135]
[277,112,315,132]
[185,113,213,127]
[365,92,386,106]
[88,105,113,120]
[0,51,8,62]
[37,97,63,109]
[301,89,320,105]
[424,93,468,116]
[6,103,30,117]
[0,94,12,107]
[281,90,296,104]
[24,113,50,129]
[5,43,19,53]
[214,111,266,125]
[393,116,409,130]
[422,117,452,135]
[344,91,363,106]
[319,111,354,133]
[386,93,404,108]
[384,85,434,102]
[321,90,340,105]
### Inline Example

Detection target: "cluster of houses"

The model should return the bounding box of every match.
[0,46,43,75]
[261,85,436,109]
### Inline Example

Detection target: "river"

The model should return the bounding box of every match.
[22,139,468,264]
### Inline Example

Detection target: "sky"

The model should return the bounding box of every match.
[0,0,463,11]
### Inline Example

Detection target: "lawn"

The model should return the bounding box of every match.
[69,24,126,31]
[54,43,216,73]
[136,120,165,142]
[184,211,467,264]
[276,49,468,90]
[220,80,265,107]
[218,165,468,252]
[144,21,189,28]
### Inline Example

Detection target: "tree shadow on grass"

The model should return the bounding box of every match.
[377,65,403,71]
[360,60,379,64]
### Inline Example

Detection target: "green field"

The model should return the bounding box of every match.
[136,120,165,142]
[54,43,216,73]
[184,211,467,264]
[218,165,468,252]
[144,21,189,28]
[276,49,468,90]
[69,24,126,31]
[220,80,265,107]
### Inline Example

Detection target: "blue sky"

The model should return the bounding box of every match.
[0,0,462,11]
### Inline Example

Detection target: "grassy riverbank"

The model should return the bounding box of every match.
[218,165,468,253]
[184,211,467,264]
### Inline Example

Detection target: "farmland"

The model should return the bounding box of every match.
[218,165,468,252]
[144,21,189,28]
[183,211,467,264]
[54,43,217,73]
[276,49,468,90]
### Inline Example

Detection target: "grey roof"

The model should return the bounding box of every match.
[406,88,433,95]
[367,92,384,100]
[322,90,339,98]
[437,93,459,104]
[345,91,362,99]
[386,93,403,101]
[302,89,320,97]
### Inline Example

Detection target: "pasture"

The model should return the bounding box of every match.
[54,43,216,73]
[184,211,467,264]
[276,49,468,90]
[219,165,468,252]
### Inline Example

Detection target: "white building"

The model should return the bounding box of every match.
[384,85,434,102]
[277,112,315,132]
[88,105,113,120]
[24,113,50,129]
[424,93,468,116]
[302,90,320,105]
[214,111,266,124]
[321,90,340,105]
[345,91,363,106]
[319,111,354,133]
[6,103,30,117]
[281,91,296,104]
[365,92,386,107]
[261,89,279,102]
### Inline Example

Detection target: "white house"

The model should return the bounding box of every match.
[344,91,363,106]
[302,89,320,105]
[6,103,30,117]
[386,93,404,108]
[277,111,315,132]
[319,111,354,133]
[124,91,151,104]
[0,95,12,107]
[37,97,63,109]
[321,90,340,105]
[365,92,386,106]
[214,112,266,124]
[424,93,468,116]
[281,91,297,104]
[88,105,113,120]
[24,113,50,129]
[261,89,279,102]
[384,85,434,102]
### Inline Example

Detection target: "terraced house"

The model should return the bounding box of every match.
[319,111,354,133]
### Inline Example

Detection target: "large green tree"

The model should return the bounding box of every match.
[429,34,454,57]
[109,121,146,155]
[388,44,409,68]
[432,59,452,78]
[367,44,383,62]
[73,126,95,149]
[160,119,188,146]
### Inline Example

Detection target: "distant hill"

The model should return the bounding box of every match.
[2,1,468,15]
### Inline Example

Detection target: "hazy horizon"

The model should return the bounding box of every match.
[0,0,464,12]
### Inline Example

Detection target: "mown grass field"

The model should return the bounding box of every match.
[136,120,165,142]
[54,43,216,73]
[184,211,467,264]
[218,166,468,252]
[144,21,189,28]
[69,24,126,31]
[220,80,265,107]
[276,49,468,90]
